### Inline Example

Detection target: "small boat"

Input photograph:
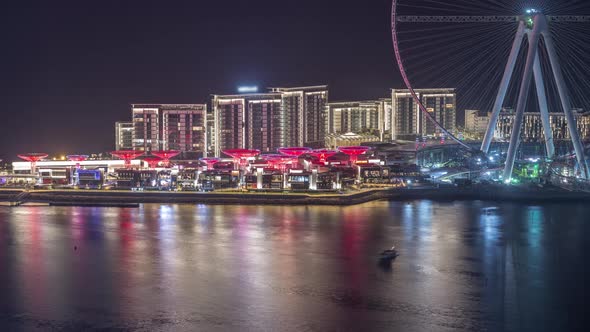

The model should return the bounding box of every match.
[379,246,399,261]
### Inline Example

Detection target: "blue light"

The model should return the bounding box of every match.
[238,86,258,93]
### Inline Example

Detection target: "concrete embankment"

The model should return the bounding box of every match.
[24,189,390,206]
[2,184,590,207]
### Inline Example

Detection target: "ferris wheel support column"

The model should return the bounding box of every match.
[543,32,590,178]
[482,21,526,154]
[533,49,555,159]
[503,15,544,182]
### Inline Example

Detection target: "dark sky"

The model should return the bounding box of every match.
[0,0,399,160]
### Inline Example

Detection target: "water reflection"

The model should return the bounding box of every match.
[0,201,588,331]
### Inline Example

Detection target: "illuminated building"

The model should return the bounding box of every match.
[379,98,393,140]
[327,101,381,136]
[391,88,456,138]
[206,112,215,157]
[212,85,328,156]
[132,104,160,151]
[161,104,206,155]
[464,110,491,135]
[115,122,134,151]
[325,132,380,149]
[495,108,590,142]
[132,104,207,155]
[213,92,283,156]
[270,85,328,148]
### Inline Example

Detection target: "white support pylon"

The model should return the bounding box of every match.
[481,12,589,181]
[503,15,544,182]
[482,21,526,154]
[542,31,589,178]
[533,50,555,159]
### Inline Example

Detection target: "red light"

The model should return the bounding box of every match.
[277,147,312,157]
[337,146,371,164]
[111,150,144,168]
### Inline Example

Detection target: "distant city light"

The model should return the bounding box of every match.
[238,86,258,93]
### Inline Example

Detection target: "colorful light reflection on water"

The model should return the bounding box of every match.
[0,201,589,331]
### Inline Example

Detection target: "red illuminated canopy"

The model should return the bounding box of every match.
[67,155,88,162]
[200,157,220,168]
[151,150,181,160]
[141,155,163,169]
[111,150,144,168]
[277,147,312,157]
[17,153,48,162]
[222,149,260,159]
[338,146,371,164]
[261,154,296,170]
[338,146,371,156]
[309,149,339,163]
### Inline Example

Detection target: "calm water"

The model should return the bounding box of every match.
[0,201,589,331]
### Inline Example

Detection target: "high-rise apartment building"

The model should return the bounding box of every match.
[378,98,393,140]
[495,108,590,142]
[161,104,207,154]
[115,121,134,151]
[464,110,491,135]
[391,88,456,139]
[270,85,328,148]
[212,92,283,156]
[206,112,215,157]
[326,101,381,135]
[132,105,160,151]
[212,85,328,156]
[131,104,207,156]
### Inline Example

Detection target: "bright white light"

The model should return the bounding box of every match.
[238,86,258,93]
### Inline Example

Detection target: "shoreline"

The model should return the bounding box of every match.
[2,184,590,207]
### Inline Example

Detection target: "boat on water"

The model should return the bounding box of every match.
[379,246,399,261]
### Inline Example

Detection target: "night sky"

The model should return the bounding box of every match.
[0,0,398,160]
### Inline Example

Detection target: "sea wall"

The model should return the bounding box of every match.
[2,185,590,207]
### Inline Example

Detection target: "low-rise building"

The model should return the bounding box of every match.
[325,132,381,149]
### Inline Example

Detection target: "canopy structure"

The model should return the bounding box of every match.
[338,146,371,164]
[223,149,261,169]
[200,157,220,169]
[261,154,296,172]
[151,150,180,167]
[278,147,312,157]
[17,153,48,174]
[141,155,163,169]
[66,155,88,162]
[111,150,144,168]
[67,155,89,169]
[309,149,339,164]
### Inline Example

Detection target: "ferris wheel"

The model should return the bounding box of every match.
[390,0,590,180]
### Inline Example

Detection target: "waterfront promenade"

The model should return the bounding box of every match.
[2,184,590,206]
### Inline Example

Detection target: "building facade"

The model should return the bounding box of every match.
[213,85,328,156]
[325,132,381,149]
[391,88,456,139]
[161,104,207,154]
[464,110,491,135]
[132,105,160,151]
[212,93,283,156]
[206,112,215,157]
[378,98,393,141]
[131,104,207,156]
[270,86,328,148]
[115,121,134,151]
[326,101,381,135]
[495,108,590,142]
